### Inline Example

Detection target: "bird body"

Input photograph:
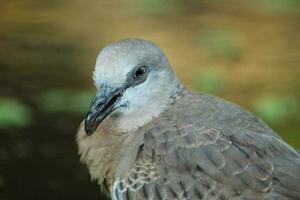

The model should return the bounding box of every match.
[77,39,300,199]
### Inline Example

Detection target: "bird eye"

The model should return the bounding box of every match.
[133,66,147,81]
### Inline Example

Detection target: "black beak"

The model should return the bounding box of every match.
[84,87,123,135]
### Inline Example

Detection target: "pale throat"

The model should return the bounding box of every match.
[111,84,183,133]
[114,103,167,133]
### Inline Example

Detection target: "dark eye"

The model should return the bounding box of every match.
[133,66,147,81]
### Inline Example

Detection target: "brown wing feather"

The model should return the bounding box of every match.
[113,92,300,200]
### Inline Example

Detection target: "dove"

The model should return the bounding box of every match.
[77,38,300,200]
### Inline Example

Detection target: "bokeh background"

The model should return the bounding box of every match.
[0,0,300,199]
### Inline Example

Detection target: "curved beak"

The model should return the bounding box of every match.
[84,87,123,135]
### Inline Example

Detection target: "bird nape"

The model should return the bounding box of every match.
[76,38,300,200]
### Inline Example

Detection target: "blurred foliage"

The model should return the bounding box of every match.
[192,70,224,94]
[132,0,180,15]
[253,95,299,124]
[0,97,32,129]
[260,0,300,14]
[199,29,241,60]
[37,89,95,114]
[280,131,300,148]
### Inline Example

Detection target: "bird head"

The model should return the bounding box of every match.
[84,39,182,135]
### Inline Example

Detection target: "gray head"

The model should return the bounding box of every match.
[84,39,182,134]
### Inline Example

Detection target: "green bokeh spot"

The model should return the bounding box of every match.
[261,0,300,13]
[0,97,32,128]
[69,91,95,114]
[199,29,241,60]
[253,95,299,124]
[192,71,224,94]
[133,0,180,15]
[37,89,95,114]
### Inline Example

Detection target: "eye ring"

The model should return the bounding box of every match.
[133,66,147,81]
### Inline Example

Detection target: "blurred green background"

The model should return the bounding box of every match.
[0,0,299,199]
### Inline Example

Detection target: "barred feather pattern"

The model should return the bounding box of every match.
[113,92,300,200]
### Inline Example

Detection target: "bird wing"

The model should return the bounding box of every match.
[113,92,300,200]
